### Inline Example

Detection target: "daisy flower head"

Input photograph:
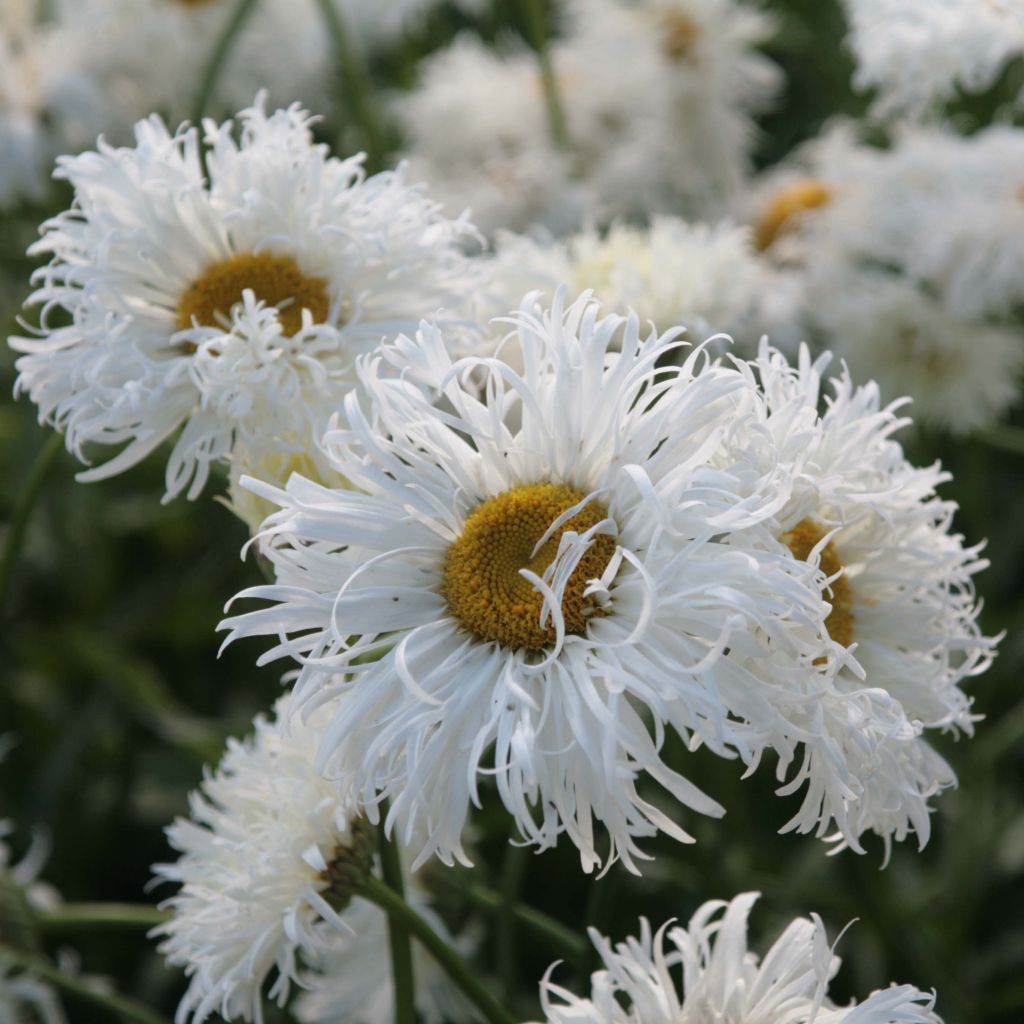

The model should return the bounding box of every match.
[153,694,376,1024]
[842,0,1024,119]
[221,288,831,874]
[730,344,998,855]
[10,95,481,501]
[536,892,940,1023]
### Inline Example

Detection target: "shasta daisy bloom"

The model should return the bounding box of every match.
[221,290,829,874]
[535,892,940,1023]
[481,218,765,346]
[153,695,376,1024]
[730,344,997,853]
[10,95,480,501]
[842,0,1024,119]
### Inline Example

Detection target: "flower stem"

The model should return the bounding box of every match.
[36,903,169,932]
[190,0,261,126]
[0,431,62,615]
[520,0,571,151]
[377,817,416,1024]
[498,844,529,1003]
[0,944,172,1024]
[979,424,1024,456]
[359,874,518,1024]
[316,0,387,170]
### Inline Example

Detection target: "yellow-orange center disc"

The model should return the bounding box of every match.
[782,518,854,648]
[443,483,616,651]
[755,178,833,252]
[177,252,330,339]
[660,10,700,61]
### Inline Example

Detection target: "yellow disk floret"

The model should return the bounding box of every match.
[660,10,700,61]
[443,483,616,651]
[782,518,854,648]
[177,252,330,340]
[755,178,833,252]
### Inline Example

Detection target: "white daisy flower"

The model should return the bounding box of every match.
[296,887,477,1024]
[535,891,941,1023]
[10,95,480,501]
[56,0,331,125]
[221,289,828,874]
[813,273,1023,436]
[481,218,766,345]
[153,694,377,1024]
[731,344,997,853]
[559,0,783,222]
[842,0,1024,119]
[0,4,107,207]
[394,34,582,236]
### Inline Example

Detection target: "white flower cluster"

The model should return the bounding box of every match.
[842,0,1024,118]
[221,289,993,874]
[745,123,1024,433]
[396,0,781,233]
[536,892,939,1024]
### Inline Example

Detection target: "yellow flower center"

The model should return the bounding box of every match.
[755,178,833,251]
[782,518,854,648]
[176,252,330,341]
[443,483,616,651]
[660,10,700,61]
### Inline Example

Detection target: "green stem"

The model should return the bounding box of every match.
[498,845,529,1003]
[190,0,261,126]
[521,0,570,151]
[36,903,169,932]
[316,0,386,170]
[377,817,416,1024]
[0,945,172,1024]
[359,875,517,1024]
[0,431,62,615]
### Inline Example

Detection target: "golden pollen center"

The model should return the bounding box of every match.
[176,252,330,339]
[782,518,854,648]
[443,483,616,651]
[755,178,833,251]
[660,10,701,61]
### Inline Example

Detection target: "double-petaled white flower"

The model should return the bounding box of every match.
[536,892,940,1023]
[221,290,828,873]
[726,344,996,855]
[10,95,480,501]
[153,696,376,1023]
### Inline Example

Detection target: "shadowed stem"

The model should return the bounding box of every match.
[359,874,518,1024]
[36,903,169,931]
[498,843,529,1003]
[316,0,386,170]
[521,0,571,151]
[0,944,172,1024]
[190,0,261,126]
[0,431,63,615]
[377,816,416,1024]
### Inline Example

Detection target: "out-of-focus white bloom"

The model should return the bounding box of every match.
[397,0,781,233]
[394,34,581,236]
[221,290,828,874]
[153,695,376,1024]
[10,96,480,501]
[0,5,106,207]
[731,345,996,854]
[56,0,331,125]
[0,960,67,1024]
[746,122,1024,432]
[842,0,1024,118]
[339,0,486,47]
[296,887,477,1024]
[535,892,941,1023]
[482,218,766,343]
[814,273,1023,435]
[559,0,782,223]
